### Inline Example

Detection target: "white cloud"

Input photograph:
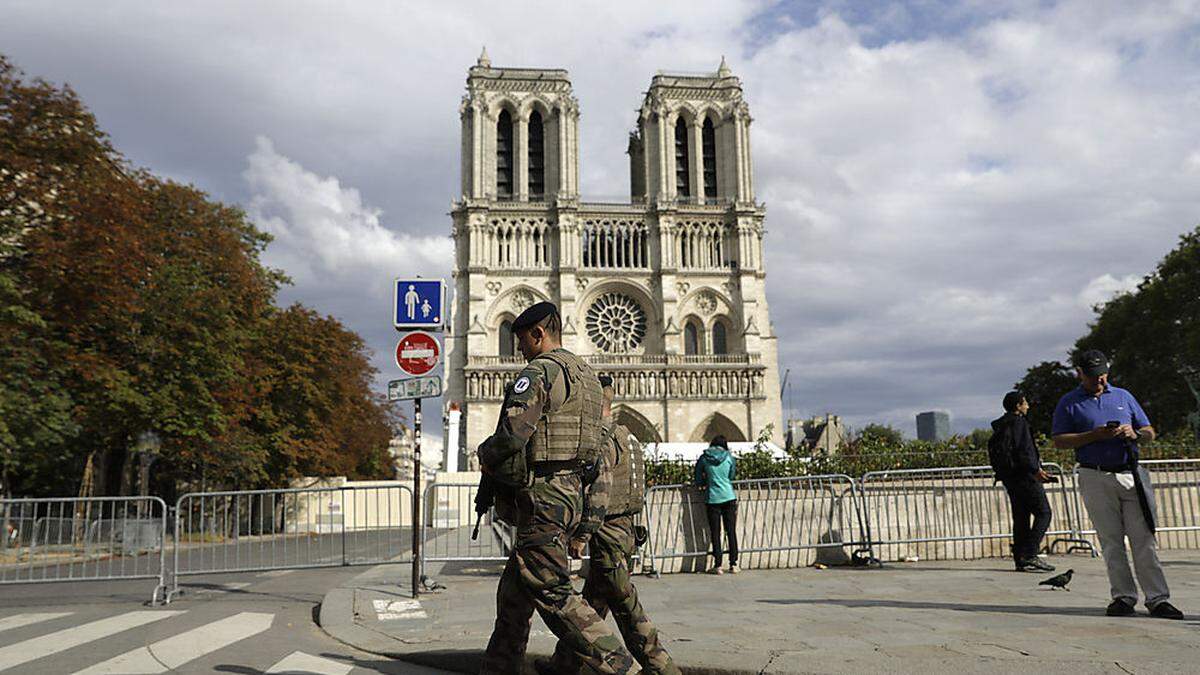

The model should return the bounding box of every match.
[243,136,451,294]
[5,0,1199,438]
[1078,273,1142,309]
[241,135,452,436]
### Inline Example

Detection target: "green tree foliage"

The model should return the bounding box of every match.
[855,423,904,448]
[1074,226,1200,434]
[1014,361,1077,437]
[0,55,397,496]
[644,434,1200,485]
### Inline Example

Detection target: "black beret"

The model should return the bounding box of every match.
[512,301,559,332]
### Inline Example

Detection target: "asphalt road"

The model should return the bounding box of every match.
[0,565,449,674]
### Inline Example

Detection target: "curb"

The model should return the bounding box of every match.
[316,563,767,675]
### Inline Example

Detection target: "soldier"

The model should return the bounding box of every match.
[540,377,680,675]
[477,302,637,675]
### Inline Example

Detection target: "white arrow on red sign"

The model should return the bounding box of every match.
[395,331,441,377]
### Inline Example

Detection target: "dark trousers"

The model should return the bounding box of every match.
[1001,475,1052,561]
[705,500,738,567]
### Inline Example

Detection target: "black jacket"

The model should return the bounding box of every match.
[990,412,1041,477]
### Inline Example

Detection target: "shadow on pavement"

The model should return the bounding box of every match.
[428,560,506,577]
[759,597,1109,618]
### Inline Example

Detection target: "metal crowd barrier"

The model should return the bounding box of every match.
[642,474,864,574]
[0,496,168,603]
[165,484,413,603]
[420,482,512,576]
[1072,459,1200,551]
[858,463,1091,561]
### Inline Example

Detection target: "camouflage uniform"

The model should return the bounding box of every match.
[549,422,680,675]
[479,349,637,675]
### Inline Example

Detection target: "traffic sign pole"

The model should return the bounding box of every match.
[390,277,443,598]
[412,398,421,599]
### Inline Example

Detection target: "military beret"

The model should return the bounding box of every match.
[512,301,559,332]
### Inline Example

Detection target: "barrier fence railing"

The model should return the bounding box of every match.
[6,457,1200,600]
[165,484,413,603]
[1072,459,1200,551]
[420,482,512,577]
[857,463,1093,562]
[642,474,864,574]
[0,496,168,603]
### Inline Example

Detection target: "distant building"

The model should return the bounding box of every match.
[787,414,846,454]
[916,411,951,442]
[388,429,442,480]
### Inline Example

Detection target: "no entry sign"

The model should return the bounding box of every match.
[395,331,440,376]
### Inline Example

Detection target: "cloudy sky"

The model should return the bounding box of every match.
[5,1,1199,437]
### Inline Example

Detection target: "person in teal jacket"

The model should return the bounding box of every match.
[694,436,739,574]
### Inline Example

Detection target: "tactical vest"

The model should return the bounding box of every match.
[606,423,646,516]
[526,349,603,465]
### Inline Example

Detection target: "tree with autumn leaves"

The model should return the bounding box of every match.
[1,55,398,498]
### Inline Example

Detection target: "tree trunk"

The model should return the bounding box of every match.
[118,447,135,496]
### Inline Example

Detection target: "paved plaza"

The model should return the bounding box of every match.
[323,550,1200,674]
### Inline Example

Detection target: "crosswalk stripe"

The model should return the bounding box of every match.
[0,612,73,634]
[265,651,353,675]
[72,611,274,674]
[0,610,182,672]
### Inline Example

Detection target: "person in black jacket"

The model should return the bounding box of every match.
[991,391,1055,572]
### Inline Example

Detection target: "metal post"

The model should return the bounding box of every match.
[412,398,422,599]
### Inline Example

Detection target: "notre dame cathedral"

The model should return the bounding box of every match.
[445,50,782,462]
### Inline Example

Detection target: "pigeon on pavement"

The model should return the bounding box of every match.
[1039,568,1074,591]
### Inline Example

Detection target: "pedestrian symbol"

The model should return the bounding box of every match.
[394,279,445,331]
[405,285,420,320]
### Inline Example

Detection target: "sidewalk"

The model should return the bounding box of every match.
[320,551,1200,674]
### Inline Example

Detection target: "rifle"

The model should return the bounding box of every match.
[472,382,515,541]
[472,472,496,541]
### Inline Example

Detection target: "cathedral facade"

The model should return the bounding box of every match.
[445,51,782,460]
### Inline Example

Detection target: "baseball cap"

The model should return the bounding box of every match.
[1074,349,1109,377]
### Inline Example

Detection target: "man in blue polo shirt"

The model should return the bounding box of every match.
[1052,350,1183,619]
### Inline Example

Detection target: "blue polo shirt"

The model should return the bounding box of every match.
[1051,384,1150,465]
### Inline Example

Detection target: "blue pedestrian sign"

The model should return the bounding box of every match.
[394,279,446,331]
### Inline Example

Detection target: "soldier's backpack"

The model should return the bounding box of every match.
[607,423,645,516]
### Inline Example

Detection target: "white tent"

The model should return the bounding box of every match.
[640,441,789,463]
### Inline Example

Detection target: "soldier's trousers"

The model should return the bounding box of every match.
[481,473,637,675]
[549,515,679,675]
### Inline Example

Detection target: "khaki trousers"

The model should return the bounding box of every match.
[1078,467,1170,608]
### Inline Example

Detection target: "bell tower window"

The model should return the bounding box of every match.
[684,320,700,355]
[528,110,544,200]
[496,110,514,200]
[674,117,690,198]
[702,117,717,200]
[712,321,727,354]
[499,320,515,357]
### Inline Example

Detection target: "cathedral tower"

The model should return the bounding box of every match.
[446,53,782,466]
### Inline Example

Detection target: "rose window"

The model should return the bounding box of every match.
[586,293,647,353]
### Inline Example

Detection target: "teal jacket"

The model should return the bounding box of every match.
[694,446,737,504]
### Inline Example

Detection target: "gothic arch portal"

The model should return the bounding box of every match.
[611,405,661,443]
[690,412,745,444]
